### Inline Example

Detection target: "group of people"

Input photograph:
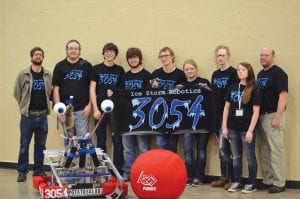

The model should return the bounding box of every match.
[13,41,288,195]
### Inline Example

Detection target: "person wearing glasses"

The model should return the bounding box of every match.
[222,62,260,194]
[151,47,185,152]
[52,39,93,138]
[90,42,125,174]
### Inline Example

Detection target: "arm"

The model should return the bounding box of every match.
[222,101,230,139]
[90,80,101,120]
[272,91,288,129]
[13,73,22,104]
[245,105,260,143]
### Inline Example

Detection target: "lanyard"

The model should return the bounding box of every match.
[237,83,244,109]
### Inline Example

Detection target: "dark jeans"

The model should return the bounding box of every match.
[95,114,124,173]
[183,131,210,181]
[156,134,178,152]
[228,128,257,185]
[18,114,48,173]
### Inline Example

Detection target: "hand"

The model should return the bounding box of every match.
[93,109,101,120]
[176,84,184,89]
[222,127,229,139]
[151,80,159,88]
[57,114,65,123]
[107,89,113,97]
[245,131,253,143]
[81,104,91,119]
[271,116,280,129]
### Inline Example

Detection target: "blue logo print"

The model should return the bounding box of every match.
[125,80,143,90]
[230,91,242,102]
[99,74,119,85]
[158,80,176,89]
[256,78,268,89]
[64,70,83,80]
[32,79,45,90]
[213,78,229,88]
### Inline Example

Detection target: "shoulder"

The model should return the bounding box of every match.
[273,65,288,76]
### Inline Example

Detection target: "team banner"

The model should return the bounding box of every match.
[111,86,216,135]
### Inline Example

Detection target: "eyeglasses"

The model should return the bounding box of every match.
[67,47,80,51]
[159,54,170,59]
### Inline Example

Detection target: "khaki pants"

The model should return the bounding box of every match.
[257,112,286,187]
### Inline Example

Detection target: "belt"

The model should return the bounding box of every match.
[28,110,48,116]
[261,111,276,115]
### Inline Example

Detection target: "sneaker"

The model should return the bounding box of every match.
[241,184,257,194]
[228,182,241,192]
[186,178,192,186]
[192,178,203,187]
[17,172,27,182]
[122,174,130,182]
[32,171,47,176]
[268,185,285,193]
[211,176,226,187]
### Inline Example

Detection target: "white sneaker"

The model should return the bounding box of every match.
[228,182,241,192]
[241,184,257,194]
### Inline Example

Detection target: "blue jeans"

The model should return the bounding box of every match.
[18,114,48,173]
[156,134,178,152]
[218,128,233,179]
[122,134,150,176]
[73,110,89,137]
[95,114,123,173]
[228,128,257,185]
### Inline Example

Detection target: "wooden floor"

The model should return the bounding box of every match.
[1,168,299,199]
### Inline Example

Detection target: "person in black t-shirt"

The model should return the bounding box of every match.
[180,59,211,187]
[211,45,238,189]
[118,47,152,181]
[90,43,125,174]
[151,47,185,153]
[52,39,92,137]
[14,47,52,182]
[223,62,260,193]
[256,48,288,193]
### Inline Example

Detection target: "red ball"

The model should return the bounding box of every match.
[130,149,187,199]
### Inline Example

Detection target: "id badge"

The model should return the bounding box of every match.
[235,109,244,117]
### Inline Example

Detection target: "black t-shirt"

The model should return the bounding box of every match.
[121,69,152,90]
[211,66,238,117]
[29,69,47,111]
[91,62,125,106]
[182,77,211,88]
[257,65,288,113]
[152,67,185,89]
[225,83,261,132]
[52,58,92,111]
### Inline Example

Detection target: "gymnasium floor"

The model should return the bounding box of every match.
[1,168,299,199]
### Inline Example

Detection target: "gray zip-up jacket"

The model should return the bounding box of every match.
[13,66,52,116]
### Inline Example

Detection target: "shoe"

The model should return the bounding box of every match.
[32,171,47,176]
[228,182,241,192]
[17,172,27,182]
[224,180,232,190]
[186,178,192,186]
[122,174,130,182]
[257,182,272,190]
[192,178,203,187]
[241,184,257,194]
[268,185,285,193]
[211,176,226,187]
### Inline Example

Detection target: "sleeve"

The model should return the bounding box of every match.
[13,72,23,104]
[90,66,97,82]
[275,69,288,94]
[224,85,233,102]
[251,86,261,106]
[52,63,62,86]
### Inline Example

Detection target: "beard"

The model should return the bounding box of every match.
[31,59,43,65]
[129,64,140,69]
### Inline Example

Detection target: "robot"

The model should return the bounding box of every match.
[33,98,127,199]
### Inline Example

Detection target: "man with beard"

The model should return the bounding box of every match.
[14,47,52,182]
[119,47,152,181]
[90,42,125,174]
[52,40,92,137]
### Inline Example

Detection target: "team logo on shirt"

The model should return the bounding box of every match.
[213,78,229,88]
[64,70,83,80]
[230,91,242,102]
[256,78,268,89]
[125,80,143,90]
[158,80,176,89]
[32,79,45,90]
[98,74,119,85]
